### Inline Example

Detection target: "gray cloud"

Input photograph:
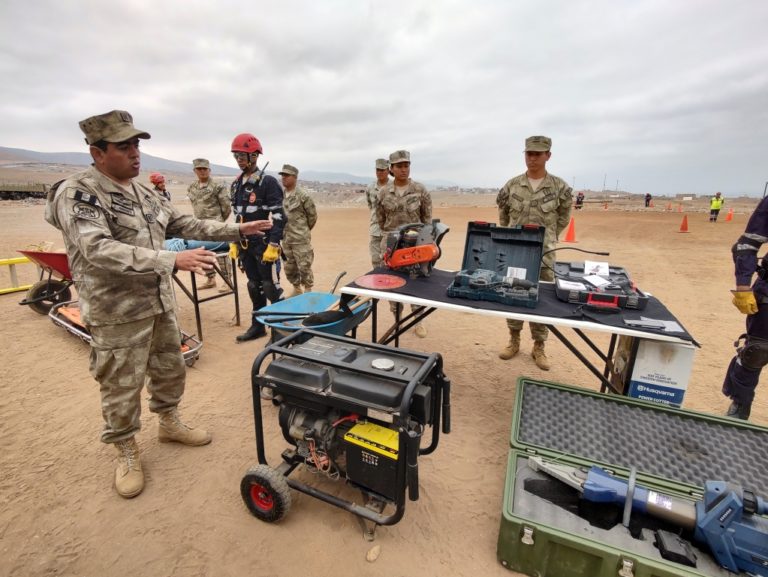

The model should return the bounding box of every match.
[1,0,767,194]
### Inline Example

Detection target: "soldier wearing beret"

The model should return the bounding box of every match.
[496,135,573,370]
[279,164,317,297]
[365,158,389,268]
[376,150,432,338]
[44,110,272,498]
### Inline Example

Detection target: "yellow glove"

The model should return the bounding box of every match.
[261,243,280,264]
[731,290,758,315]
[228,242,239,260]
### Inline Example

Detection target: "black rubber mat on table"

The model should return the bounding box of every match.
[517,380,768,493]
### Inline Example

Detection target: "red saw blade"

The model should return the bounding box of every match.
[354,273,407,290]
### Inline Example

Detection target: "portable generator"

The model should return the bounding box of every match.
[240,329,451,535]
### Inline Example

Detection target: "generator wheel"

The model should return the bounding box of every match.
[240,464,292,522]
[26,280,72,315]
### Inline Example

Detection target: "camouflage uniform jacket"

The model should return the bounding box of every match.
[365,180,387,236]
[282,186,317,246]
[187,179,231,221]
[496,172,573,268]
[45,167,242,326]
[376,179,432,232]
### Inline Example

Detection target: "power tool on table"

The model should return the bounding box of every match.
[382,220,449,278]
[529,456,768,575]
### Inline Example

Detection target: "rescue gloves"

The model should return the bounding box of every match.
[731,290,758,315]
[261,243,280,264]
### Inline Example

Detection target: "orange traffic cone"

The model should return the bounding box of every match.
[649,200,654,208]
[725,208,733,222]
[679,215,689,233]
[563,217,577,243]
[677,203,683,213]
[666,202,672,211]
[603,202,608,210]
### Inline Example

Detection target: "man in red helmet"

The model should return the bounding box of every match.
[230,133,286,341]
[149,172,170,201]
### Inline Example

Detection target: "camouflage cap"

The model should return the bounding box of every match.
[192,158,210,169]
[79,110,150,145]
[389,150,410,165]
[278,164,299,176]
[375,158,390,170]
[525,135,552,152]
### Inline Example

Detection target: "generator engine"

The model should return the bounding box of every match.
[242,329,451,528]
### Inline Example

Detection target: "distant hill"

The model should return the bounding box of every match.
[0,146,456,188]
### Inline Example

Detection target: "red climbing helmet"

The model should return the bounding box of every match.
[231,133,263,154]
[149,172,165,185]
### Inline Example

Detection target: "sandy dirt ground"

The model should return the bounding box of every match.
[0,192,765,577]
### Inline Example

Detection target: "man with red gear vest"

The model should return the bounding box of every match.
[230,133,286,342]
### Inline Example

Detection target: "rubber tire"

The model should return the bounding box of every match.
[240,464,292,522]
[26,280,72,315]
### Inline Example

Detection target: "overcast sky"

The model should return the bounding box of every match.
[2,0,767,194]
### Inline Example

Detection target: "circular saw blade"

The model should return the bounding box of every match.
[354,273,407,290]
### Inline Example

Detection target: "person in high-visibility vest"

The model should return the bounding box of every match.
[710,191,725,222]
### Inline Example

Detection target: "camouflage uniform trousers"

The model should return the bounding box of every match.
[369,234,383,269]
[88,310,186,444]
[282,242,314,288]
[506,267,555,341]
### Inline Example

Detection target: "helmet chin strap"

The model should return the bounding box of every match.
[245,152,259,174]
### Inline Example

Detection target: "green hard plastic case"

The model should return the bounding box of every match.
[497,377,768,577]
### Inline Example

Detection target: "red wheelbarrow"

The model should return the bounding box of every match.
[18,249,202,367]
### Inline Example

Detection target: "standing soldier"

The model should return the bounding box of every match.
[722,196,768,420]
[230,133,286,342]
[279,164,317,296]
[44,110,273,498]
[186,158,231,290]
[496,135,572,370]
[149,172,170,201]
[376,150,431,338]
[366,158,389,268]
[710,191,725,222]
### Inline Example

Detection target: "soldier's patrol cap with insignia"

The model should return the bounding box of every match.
[193,158,210,169]
[389,150,410,165]
[278,164,299,177]
[375,158,390,170]
[525,135,552,152]
[79,110,151,145]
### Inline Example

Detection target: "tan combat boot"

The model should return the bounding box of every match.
[289,284,304,297]
[499,331,521,360]
[198,274,217,290]
[114,437,144,498]
[158,409,212,446]
[303,285,313,294]
[414,323,427,338]
[531,341,551,371]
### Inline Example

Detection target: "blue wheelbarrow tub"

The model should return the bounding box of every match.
[256,292,371,337]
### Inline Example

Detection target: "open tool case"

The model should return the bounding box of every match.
[498,378,768,577]
[553,261,650,311]
[447,222,545,308]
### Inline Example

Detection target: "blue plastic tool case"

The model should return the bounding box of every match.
[553,261,650,311]
[447,222,545,308]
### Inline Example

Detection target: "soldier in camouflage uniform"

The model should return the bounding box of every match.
[365,158,389,268]
[279,164,317,297]
[184,158,231,290]
[496,135,573,370]
[376,150,432,338]
[44,110,272,499]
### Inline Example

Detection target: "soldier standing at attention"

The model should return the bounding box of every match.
[230,133,286,342]
[279,164,317,297]
[186,158,231,290]
[376,150,431,338]
[366,158,389,268]
[149,172,170,201]
[496,135,572,370]
[44,110,272,498]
